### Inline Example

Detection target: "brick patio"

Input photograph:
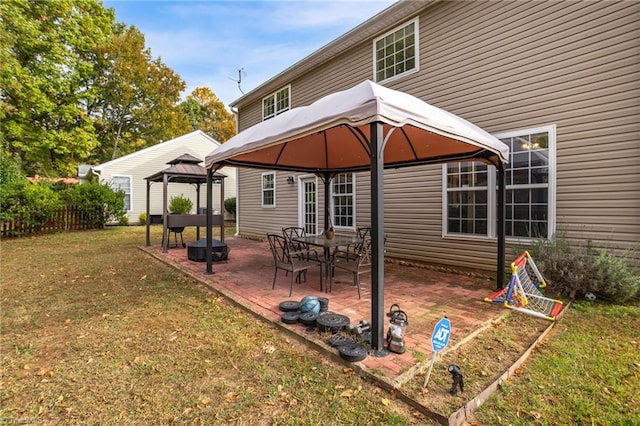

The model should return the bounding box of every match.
[141,236,505,387]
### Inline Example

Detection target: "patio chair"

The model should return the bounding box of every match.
[267,233,323,296]
[334,226,373,264]
[282,226,307,254]
[282,226,329,288]
[330,236,372,299]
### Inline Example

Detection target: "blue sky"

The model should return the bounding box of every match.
[103,0,395,108]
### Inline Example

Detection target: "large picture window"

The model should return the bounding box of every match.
[261,172,275,208]
[331,173,354,229]
[110,175,131,211]
[443,126,555,239]
[262,86,290,120]
[373,18,419,83]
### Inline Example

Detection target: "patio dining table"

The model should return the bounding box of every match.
[292,234,363,292]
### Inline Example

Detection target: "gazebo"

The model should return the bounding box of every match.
[144,153,226,262]
[204,81,509,353]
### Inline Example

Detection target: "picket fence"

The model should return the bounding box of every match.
[1,206,103,239]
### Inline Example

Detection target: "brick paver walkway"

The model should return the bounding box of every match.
[141,236,504,387]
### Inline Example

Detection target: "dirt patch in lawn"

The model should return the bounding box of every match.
[391,312,551,420]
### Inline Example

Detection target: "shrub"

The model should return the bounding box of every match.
[224,197,236,217]
[169,194,193,214]
[0,179,63,230]
[591,249,640,304]
[526,232,639,303]
[138,212,148,225]
[64,181,126,226]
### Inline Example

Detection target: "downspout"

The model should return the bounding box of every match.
[497,162,506,290]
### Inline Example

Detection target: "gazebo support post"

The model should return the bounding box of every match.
[497,161,506,289]
[206,168,214,274]
[220,176,225,242]
[370,122,388,356]
[146,180,151,246]
[162,173,169,253]
[322,172,331,232]
[196,184,201,240]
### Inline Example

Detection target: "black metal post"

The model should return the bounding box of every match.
[206,169,214,275]
[162,173,168,253]
[196,184,201,240]
[145,180,151,246]
[323,172,331,232]
[370,122,387,356]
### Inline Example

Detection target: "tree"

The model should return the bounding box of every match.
[1,0,191,175]
[0,0,115,176]
[181,87,236,142]
[91,25,190,161]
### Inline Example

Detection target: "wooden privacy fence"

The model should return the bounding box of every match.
[1,206,104,239]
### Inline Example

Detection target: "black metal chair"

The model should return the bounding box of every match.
[267,233,323,296]
[282,226,328,289]
[330,236,372,299]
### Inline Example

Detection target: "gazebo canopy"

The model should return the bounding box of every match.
[146,153,226,184]
[205,80,508,172]
[203,80,509,353]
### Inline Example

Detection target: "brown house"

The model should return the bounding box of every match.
[229,0,640,271]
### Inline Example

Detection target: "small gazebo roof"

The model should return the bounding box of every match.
[145,153,225,184]
[167,153,202,165]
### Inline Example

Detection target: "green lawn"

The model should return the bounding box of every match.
[1,227,638,425]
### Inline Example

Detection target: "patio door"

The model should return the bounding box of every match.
[299,176,318,235]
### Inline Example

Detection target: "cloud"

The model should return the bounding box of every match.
[106,0,395,106]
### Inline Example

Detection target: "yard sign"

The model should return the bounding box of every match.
[423,316,452,388]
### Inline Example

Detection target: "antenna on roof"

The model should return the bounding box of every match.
[229,68,245,95]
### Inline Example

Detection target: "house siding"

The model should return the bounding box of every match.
[95,131,237,224]
[235,0,640,270]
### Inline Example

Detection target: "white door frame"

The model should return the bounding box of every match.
[297,174,319,235]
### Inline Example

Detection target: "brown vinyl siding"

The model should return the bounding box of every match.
[235,0,640,270]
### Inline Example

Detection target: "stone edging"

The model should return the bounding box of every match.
[447,301,572,425]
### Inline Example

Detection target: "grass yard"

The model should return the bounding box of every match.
[0,227,418,425]
[1,226,638,425]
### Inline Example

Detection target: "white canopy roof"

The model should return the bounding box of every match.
[205,80,508,172]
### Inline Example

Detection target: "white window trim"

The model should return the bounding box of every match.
[441,124,556,241]
[262,84,291,121]
[372,17,420,84]
[330,173,356,231]
[110,174,132,212]
[261,171,276,208]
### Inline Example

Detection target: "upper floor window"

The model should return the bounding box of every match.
[331,173,354,229]
[261,171,275,208]
[443,125,556,240]
[262,86,290,120]
[110,175,131,211]
[374,18,419,83]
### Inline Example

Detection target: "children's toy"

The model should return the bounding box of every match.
[485,251,563,321]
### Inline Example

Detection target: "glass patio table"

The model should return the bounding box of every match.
[292,235,363,292]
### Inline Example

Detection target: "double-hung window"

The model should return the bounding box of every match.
[373,18,419,83]
[443,125,555,240]
[331,173,354,229]
[261,172,275,208]
[446,162,489,235]
[262,86,290,120]
[110,175,131,211]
